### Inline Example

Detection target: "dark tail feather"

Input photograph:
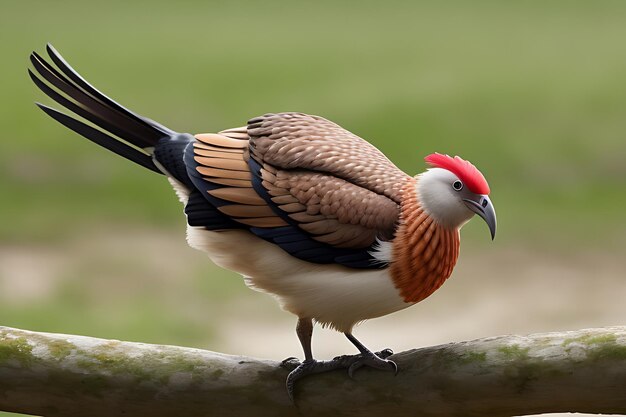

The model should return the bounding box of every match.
[36,103,161,172]
[29,44,177,174]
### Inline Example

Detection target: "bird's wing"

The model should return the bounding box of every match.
[247,112,409,204]
[186,131,289,229]
[184,113,411,268]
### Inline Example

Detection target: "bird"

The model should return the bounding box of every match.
[28,44,496,400]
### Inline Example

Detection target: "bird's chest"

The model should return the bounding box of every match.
[389,186,460,303]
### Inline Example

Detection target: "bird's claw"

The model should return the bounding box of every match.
[379,348,395,358]
[280,356,301,370]
[286,359,330,402]
[284,349,397,402]
[347,349,397,379]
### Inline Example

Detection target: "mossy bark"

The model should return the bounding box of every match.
[0,325,625,416]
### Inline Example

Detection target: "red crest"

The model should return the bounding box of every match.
[424,153,490,195]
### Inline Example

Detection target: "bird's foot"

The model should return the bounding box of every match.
[282,349,396,402]
[345,348,397,378]
[284,358,340,402]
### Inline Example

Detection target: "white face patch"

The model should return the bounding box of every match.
[415,168,475,229]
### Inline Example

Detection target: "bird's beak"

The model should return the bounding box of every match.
[463,195,497,240]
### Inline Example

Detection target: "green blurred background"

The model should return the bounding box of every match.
[1,1,625,415]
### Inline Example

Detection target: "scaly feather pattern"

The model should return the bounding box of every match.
[390,179,460,303]
[248,112,411,204]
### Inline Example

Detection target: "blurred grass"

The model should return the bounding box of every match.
[0,2,626,415]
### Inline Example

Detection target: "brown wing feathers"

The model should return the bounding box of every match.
[259,168,399,247]
[248,113,411,204]
[192,113,408,251]
[245,112,409,248]
[192,129,288,228]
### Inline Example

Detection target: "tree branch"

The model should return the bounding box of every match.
[0,325,625,416]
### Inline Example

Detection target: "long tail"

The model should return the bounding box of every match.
[29,44,178,174]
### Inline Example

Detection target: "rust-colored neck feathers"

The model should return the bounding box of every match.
[390,179,460,303]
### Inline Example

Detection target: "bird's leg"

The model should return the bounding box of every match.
[298,316,314,361]
[284,317,337,401]
[281,317,314,369]
[282,319,397,401]
[344,333,397,378]
[283,318,360,400]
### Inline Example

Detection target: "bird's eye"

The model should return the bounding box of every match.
[452,180,463,191]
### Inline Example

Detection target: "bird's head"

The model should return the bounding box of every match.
[416,153,496,239]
